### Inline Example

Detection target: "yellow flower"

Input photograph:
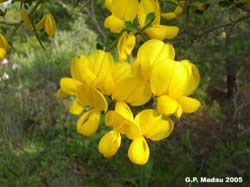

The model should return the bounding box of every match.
[98,130,121,158]
[0,48,6,59]
[127,110,173,165]
[111,72,152,106]
[0,33,9,50]
[117,31,136,61]
[36,13,56,37]
[150,59,201,118]
[98,102,134,158]
[161,1,185,20]
[99,102,174,165]
[59,78,108,136]
[0,33,8,59]
[110,50,151,106]
[20,10,33,29]
[105,0,112,11]
[112,39,174,106]
[138,0,179,40]
[71,50,115,96]
[57,50,118,136]
[57,50,115,100]
[104,0,138,33]
[132,39,175,80]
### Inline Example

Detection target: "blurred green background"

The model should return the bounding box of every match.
[0,0,250,186]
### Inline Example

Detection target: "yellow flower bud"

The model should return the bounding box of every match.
[36,13,56,37]
[117,32,136,61]
[0,33,8,50]
[0,48,6,59]
[20,10,33,29]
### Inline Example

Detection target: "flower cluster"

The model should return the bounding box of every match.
[105,0,179,40]
[57,0,201,165]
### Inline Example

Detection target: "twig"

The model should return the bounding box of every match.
[78,0,91,11]
[134,17,155,36]
[0,21,17,27]
[30,19,45,50]
[84,0,106,39]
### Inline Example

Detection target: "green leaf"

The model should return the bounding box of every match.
[145,12,155,26]
[124,21,137,32]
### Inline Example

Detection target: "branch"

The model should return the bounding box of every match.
[84,0,106,39]
[196,13,250,38]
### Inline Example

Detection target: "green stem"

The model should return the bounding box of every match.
[139,159,154,187]
[31,20,45,50]
[134,18,154,36]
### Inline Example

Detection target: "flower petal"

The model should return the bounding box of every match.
[77,84,108,112]
[70,55,91,81]
[115,102,134,121]
[112,76,151,106]
[98,130,121,158]
[69,99,84,115]
[104,15,125,33]
[138,0,161,27]
[105,103,140,139]
[150,60,175,96]
[126,79,152,106]
[157,95,182,117]
[128,137,150,165]
[161,12,177,20]
[174,5,184,16]
[105,110,140,139]
[44,13,56,36]
[112,62,132,83]
[135,39,175,80]
[36,15,45,30]
[181,60,200,96]
[117,32,136,61]
[168,62,190,98]
[0,48,6,59]
[105,0,112,11]
[76,111,100,136]
[145,118,174,141]
[88,50,115,95]
[0,33,8,50]
[177,96,201,113]
[111,0,138,21]
[135,109,161,135]
[20,10,33,29]
[145,25,179,40]
[90,88,108,112]
[60,78,82,96]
